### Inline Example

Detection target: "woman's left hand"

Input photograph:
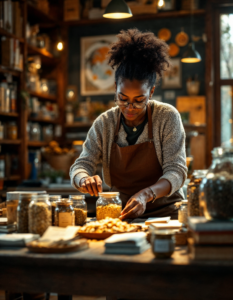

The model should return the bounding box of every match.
[119,188,153,220]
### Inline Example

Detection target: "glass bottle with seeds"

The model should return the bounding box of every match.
[200,147,233,220]
[49,195,61,226]
[96,192,122,221]
[29,194,51,236]
[178,200,188,226]
[55,198,75,227]
[70,195,87,226]
[150,228,175,259]
[187,170,207,217]
[17,193,37,233]
[6,192,19,225]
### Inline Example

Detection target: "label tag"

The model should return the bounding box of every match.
[59,212,74,228]
[154,239,173,253]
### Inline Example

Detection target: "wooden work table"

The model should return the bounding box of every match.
[0,242,232,300]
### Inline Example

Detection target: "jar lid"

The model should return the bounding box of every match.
[49,195,61,202]
[57,198,73,206]
[98,192,119,198]
[154,230,175,237]
[69,195,85,201]
[8,191,46,201]
[181,200,188,205]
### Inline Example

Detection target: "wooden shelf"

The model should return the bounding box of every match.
[65,9,205,26]
[2,176,21,181]
[27,141,49,147]
[184,124,206,134]
[0,112,19,117]
[28,91,57,102]
[28,118,59,124]
[0,28,25,43]
[0,66,22,77]
[65,122,93,128]
[27,44,59,65]
[27,3,58,26]
[0,139,21,145]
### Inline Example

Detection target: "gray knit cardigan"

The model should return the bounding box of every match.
[70,100,187,197]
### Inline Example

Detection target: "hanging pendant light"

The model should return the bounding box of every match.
[181,42,201,63]
[181,5,201,63]
[103,0,133,19]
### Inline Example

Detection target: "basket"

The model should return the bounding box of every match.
[43,153,75,178]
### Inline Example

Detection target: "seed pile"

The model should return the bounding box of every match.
[96,204,121,221]
[201,172,233,219]
[78,217,136,233]
[187,179,202,216]
[17,199,31,233]
[74,208,87,225]
[29,202,51,236]
[7,200,18,225]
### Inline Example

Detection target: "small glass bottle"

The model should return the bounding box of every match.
[17,193,37,233]
[49,195,61,226]
[55,198,75,227]
[96,192,122,221]
[6,192,19,225]
[7,122,17,140]
[70,195,87,226]
[151,229,175,259]
[178,200,188,226]
[29,194,51,236]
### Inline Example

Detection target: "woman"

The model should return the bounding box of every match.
[70,28,187,220]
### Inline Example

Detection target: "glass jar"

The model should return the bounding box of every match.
[150,229,175,259]
[200,147,233,220]
[49,195,61,226]
[6,192,19,225]
[96,192,122,221]
[17,193,37,233]
[187,170,208,217]
[7,122,17,140]
[29,194,51,236]
[178,200,188,226]
[30,123,41,141]
[55,198,75,227]
[70,195,87,226]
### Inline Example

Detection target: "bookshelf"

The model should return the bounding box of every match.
[0,1,66,189]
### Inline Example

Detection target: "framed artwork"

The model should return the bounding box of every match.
[81,35,117,96]
[162,58,182,89]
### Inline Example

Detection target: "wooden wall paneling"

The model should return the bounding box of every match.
[19,0,28,180]
[190,134,206,169]
[176,96,206,124]
[205,0,215,167]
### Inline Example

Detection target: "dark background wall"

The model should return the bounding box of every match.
[68,15,205,108]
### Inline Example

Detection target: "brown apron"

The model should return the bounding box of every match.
[109,103,183,219]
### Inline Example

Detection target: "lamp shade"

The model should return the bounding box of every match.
[103,0,133,19]
[181,43,201,63]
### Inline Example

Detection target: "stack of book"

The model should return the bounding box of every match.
[188,217,233,260]
[105,232,150,255]
[0,1,23,37]
[0,218,16,233]
[1,37,23,70]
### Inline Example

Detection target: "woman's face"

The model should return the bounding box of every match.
[115,78,155,122]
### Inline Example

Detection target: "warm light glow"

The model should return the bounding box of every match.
[158,0,165,8]
[181,57,201,63]
[103,12,132,19]
[229,119,233,124]
[57,42,63,51]
[68,90,74,98]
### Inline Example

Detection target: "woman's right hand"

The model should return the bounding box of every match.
[80,175,102,196]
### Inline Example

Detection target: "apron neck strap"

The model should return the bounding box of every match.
[114,102,153,142]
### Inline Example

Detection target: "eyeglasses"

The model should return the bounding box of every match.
[115,98,147,109]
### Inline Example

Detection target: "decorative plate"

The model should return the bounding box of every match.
[158,28,171,42]
[168,43,180,57]
[175,31,189,47]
